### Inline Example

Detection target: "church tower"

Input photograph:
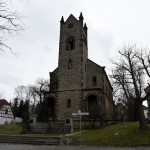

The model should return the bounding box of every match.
[58,13,88,90]
[46,13,114,123]
[56,13,88,119]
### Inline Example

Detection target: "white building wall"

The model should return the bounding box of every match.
[14,117,22,123]
[0,104,14,125]
[0,117,14,125]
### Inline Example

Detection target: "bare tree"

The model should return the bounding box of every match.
[27,86,38,113]
[88,104,103,129]
[14,78,49,114]
[14,85,26,101]
[0,91,4,98]
[111,45,150,130]
[33,78,49,104]
[0,0,24,52]
[135,48,150,78]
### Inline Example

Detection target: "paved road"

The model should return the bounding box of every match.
[0,144,149,150]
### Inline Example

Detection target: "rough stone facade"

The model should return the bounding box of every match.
[45,13,114,122]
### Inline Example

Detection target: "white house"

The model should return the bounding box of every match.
[0,99,14,125]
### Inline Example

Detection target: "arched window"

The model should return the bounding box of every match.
[68,23,73,28]
[67,37,75,50]
[92,76,97,86]
[88,95,97,113]
[68,59,72,69]
[67,99,71,107]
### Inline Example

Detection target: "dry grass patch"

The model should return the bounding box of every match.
[69,122,150,147]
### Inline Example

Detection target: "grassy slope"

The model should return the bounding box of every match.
[0,124,22,135]
[0,122,149,146]
[69,122,150,147]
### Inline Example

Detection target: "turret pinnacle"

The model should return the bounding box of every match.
[84,23,88,35]
[84,23,87,29]
[79,12,84,20]
[60,16,64,24]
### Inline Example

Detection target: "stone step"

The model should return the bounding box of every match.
[47,120,71,134]
[30,122,49,133]
[0,135,60,145]
[30,126,48,133]
[53,121,65,126]
[48,126,71,134]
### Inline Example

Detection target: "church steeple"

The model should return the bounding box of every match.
[60,16,64,24]
[84,23,88,35]
[79,12,84,21]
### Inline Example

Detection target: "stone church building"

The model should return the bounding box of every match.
[45,13,114,122]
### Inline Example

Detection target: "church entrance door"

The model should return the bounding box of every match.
[88,95,97,113]
[48,97,55,119]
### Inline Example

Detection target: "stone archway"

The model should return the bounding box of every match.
[47,97,55,119]
[87,95,98,113]
[87,94,102,128]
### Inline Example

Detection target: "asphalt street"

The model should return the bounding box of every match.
[0,144,149,150]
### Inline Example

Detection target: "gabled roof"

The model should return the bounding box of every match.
[87,59,113,90]
[65,14,78,22]
[87,59,103,68]
[0,99,10,108]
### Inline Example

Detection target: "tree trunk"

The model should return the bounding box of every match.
[135,100,147,130]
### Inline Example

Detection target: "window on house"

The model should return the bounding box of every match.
[5,109,8,114]
[92,76,97,86]
[67,99,71,107]
[67,37,75,50]
[68,59,72,69]
[68,23,73,28]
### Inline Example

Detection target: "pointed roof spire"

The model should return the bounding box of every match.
[79,12,84,20]
[84,23,88,35]
[60,16,64,24]
[84,23,87,29]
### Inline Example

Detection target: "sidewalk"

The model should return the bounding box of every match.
[0,144,150,150]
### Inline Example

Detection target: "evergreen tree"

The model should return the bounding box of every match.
[17,100,24,118]
[11,98,19,117]
[37,101,49,122]
[23,100,30,124]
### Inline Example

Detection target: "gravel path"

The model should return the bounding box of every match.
[0,144,149,150]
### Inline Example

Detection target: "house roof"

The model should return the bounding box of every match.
[0,99,10,108]
[143,105,148,110]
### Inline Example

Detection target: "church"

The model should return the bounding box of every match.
[45,13,114,123]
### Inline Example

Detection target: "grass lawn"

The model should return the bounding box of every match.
[0,124,22,135]
[0,122,150,147]
[0,124,58,137]
[69,122,150,147]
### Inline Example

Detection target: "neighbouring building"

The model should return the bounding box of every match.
[144,85,150,121]
[143,105,149,119]
[44,13,114,125]
[0,99,14,125]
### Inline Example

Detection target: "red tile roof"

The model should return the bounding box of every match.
[0,99,10,108]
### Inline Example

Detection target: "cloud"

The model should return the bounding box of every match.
[1,0,150,101]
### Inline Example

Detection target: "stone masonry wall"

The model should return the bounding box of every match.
[56,14,87,119]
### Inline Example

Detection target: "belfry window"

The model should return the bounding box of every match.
[67,99,71,107]
[68,23,73,28]
[67,37,75,50]
[92,76,97,86]
[68,59,72,69]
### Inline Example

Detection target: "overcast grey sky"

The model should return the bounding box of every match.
[0,0,150,102]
